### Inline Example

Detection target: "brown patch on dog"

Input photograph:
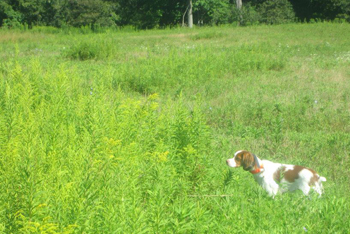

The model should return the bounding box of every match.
[283,165,304,183]
[235,151,256,171]
[234,153,243,167]
[273,166,285,183]
[274,165,320,185]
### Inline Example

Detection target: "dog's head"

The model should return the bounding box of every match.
[226,150,256,171]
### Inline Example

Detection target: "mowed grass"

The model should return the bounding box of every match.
[0,23,349,233]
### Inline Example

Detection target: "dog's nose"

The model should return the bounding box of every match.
[226,159,230,165]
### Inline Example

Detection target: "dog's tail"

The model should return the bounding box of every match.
[315,176,326,197]
[319,176,326,182]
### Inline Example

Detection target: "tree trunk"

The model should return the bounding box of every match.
[236,0,243,25]
[236,0,242,10]
[182,5,189,27]
[188,0,193,28]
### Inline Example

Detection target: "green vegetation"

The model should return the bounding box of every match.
[1,0,350,29]
[0,23,350,233]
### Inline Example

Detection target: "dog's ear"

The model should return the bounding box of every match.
[242,152,255,171]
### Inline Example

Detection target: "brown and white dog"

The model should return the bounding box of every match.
[226,150,326,198]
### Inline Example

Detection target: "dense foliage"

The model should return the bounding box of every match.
[0,0,349,29]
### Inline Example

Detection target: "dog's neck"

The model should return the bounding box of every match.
[250,155,264,174]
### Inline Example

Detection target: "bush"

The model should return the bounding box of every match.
[257,0,295,24]
[64,37,118,60]
[237,4,262,26]
[65,41,99,60]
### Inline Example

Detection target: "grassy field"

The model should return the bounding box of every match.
[0,23,350,233]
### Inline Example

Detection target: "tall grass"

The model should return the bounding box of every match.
[0,23,350,233]
[0,59,210,233]
[64,36,119,60]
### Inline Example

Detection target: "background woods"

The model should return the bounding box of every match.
[0,0,349,29]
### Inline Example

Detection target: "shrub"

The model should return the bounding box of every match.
[65,41,99,60]
[190,31,227,40]
[231,4,261,26]
[64,37,117,60]
[257,0,295,24]
[241,5,262,26]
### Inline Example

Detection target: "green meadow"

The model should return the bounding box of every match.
[0,23,350,233]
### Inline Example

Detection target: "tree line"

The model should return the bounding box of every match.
[0,0,349,29]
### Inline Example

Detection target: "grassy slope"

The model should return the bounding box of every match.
[0,23,349,233]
